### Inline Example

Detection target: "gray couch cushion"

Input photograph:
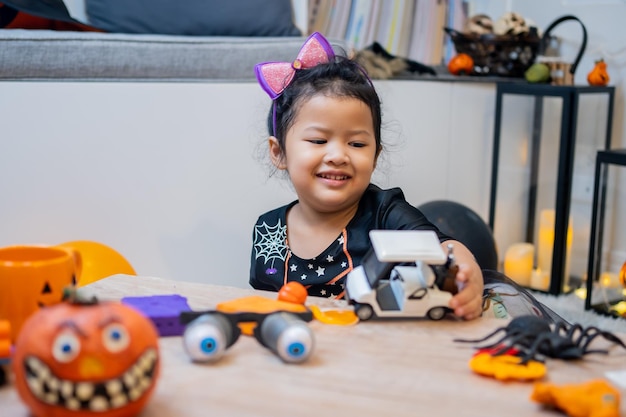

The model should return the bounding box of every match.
[0,29,347,81]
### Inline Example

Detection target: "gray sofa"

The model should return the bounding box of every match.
[0,29,335,81]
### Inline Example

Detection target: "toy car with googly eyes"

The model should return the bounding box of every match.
[179,296,314,364]
[345,230,459,321]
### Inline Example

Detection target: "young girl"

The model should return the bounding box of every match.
[250,32,484,320]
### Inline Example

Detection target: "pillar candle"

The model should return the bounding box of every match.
[600,272,621,289]
[503,243,534,286]
[536,209,573,290]
[530,268,549,291]
[537,210,555,275]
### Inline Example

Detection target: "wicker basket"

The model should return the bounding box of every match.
[445,28,541,77]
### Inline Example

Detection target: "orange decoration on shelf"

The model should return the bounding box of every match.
[587,59,610,86]
[620,260,626,288]
[448,53,474,76]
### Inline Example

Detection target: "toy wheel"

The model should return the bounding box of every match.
[427,307,447,321]
[355,304,374,321]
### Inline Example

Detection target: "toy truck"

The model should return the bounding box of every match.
[345,230,458,321]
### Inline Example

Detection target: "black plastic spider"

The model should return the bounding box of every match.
[454,315,626,363]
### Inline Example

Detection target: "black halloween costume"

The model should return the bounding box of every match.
[249,184,451,298]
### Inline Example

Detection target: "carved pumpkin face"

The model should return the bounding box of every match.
[12,301,160,417]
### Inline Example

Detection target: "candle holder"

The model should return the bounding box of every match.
[585,149,626,319]
[489,83,615,295]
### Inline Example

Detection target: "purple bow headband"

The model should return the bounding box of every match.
[255,32,335,100]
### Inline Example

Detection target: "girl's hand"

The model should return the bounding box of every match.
[448,263,484,320]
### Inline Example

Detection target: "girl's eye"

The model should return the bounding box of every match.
[350,142,367,148]
[102,323,130,353]
[52,332,81,363]
[307,139,327,144]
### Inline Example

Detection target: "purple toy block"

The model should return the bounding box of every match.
[122,294,191,337]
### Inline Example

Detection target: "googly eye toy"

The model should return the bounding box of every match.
[180,292,315,364]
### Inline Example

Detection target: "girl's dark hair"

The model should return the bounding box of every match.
[267,56,382,155]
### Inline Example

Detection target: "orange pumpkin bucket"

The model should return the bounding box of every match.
[0,245,80,343]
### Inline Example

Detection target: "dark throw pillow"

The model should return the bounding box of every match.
[86,0,302,36]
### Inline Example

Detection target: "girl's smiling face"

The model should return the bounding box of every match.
[269,94,379,214]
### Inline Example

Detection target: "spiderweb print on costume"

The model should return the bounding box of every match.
[254,220,288,275]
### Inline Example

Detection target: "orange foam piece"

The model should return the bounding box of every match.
[216,295,310,336]
[216,295,309,315]
[531,379,620,417]
[469,352,546,381]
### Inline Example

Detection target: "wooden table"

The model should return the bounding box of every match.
[2,275,625,417]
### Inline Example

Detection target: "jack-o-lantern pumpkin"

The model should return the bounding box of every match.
[12,297,160,417]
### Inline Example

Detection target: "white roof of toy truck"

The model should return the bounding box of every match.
[369,230,446,264]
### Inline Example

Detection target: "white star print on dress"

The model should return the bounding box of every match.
[316,266,325,276]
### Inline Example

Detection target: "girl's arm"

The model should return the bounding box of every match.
[441,240,484,320]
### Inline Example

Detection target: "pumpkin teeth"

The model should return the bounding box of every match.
[23,348,158,411]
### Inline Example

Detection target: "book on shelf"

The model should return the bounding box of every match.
[305,0,467,66]
[443,0,468,62]
[345,0,373,50]
[292,0,310,35]
[308,0,333,35]
[326,0,353,40]
[373,0,396,47]
[430,0,448,65]
[394,0,416,57]
[407,0,430,63]
[362,0,382,47]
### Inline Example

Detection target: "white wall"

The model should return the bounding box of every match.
[1,82,288,287]
[2,71,621,287]
[0,80,495,288]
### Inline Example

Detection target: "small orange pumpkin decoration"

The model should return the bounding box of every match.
[448,53,474,75]
[587,59,610,86]
[277,281,308,305]
[12,296,160,417]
